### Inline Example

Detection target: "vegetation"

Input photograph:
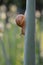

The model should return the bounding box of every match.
[0,0,43,65]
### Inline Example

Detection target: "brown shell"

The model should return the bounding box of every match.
[15,14,25,27]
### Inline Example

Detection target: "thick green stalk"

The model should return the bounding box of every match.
[24,0,35,65]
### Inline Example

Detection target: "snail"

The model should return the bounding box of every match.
[15,14,25,35]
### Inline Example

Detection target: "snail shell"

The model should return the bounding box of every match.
[15,14,25,27]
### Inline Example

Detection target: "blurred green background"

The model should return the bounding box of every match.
[0,0,43,65]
